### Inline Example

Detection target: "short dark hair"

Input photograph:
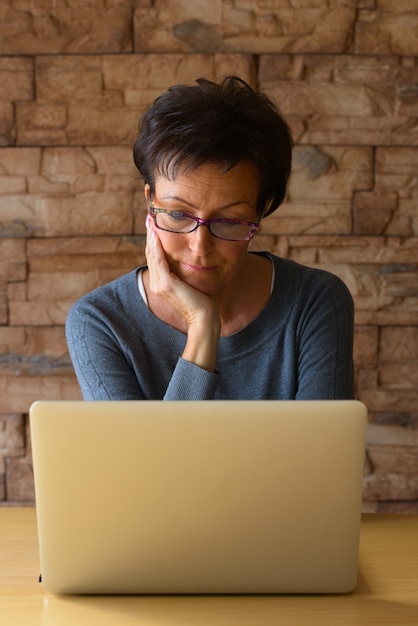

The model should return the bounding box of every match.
[133,76,293,218]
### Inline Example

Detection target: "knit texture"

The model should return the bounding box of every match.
[66,253,354,400]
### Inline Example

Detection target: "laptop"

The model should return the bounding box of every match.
[29,400,367,595]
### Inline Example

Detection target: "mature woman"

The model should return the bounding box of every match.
[66,76,354,400]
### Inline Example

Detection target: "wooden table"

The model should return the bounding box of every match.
[1,508,417,624]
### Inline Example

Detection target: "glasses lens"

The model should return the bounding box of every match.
[154,210,196,233]
[210,222,254,241]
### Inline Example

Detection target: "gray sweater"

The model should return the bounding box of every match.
[66,253,354,400]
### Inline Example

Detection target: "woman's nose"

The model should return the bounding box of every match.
[188,223,215,255]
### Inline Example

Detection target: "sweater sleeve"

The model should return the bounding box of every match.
[65,300,143,400]
[163,358,220,400]
[294,270,354,400]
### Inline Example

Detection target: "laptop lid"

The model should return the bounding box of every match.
[30,400,367,595]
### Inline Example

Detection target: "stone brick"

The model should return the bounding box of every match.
[102,53,256,95]
[0,194,40,237]
[372,147,418,239]
[8,302,72,327]
[134,1,356,54]
[0,327,68,358]
[284,244,317,266]
[259,54,418,145]
[363,469,418,502]
[0,56,32,95]
[0,191,135,238]
[28,245,145,274]
[0,354,73,378]
[1,375,82,414]
[354,326,378,370]
[0,415,25,474]
[6,283,26,303]
[15,54,256,146]
[266,146,372,235]
[3,414,35,502]
[378,501,418,514]
[367,422,418,451]
[0,102,14,146]
[27,235,142,257]
[369,412,418,428]
[21,146,137,198]
[267,79,374,117]
[39,194,134,236]
[0,327,25,355]
[248,234,283,257]
[360,387,418,413]
[356,7,418,55]
[27,271,99,302]
[16,103,68,145]
[317,236,418,265]
[68,105,139,146]
[380,327,418,362]
[368,443,418,474]
[5,455,34,503]
[0,175,27,195]
[361,501,378,513]
[0,239,26,263]
[37,146,138,194]
[355,306,418,327]
[380,363,418,389]
[305,114,418,147]
[353,192,399,236]
[36,55,105,104]
[340,262,418,326]
[0,240,27,326]
[0,1,134,55]
[0,147,41,176]
[4,263,26,283]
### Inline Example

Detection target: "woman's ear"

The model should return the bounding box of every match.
[144,183,150,204]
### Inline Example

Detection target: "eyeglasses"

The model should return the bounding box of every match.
[148,205,259,242]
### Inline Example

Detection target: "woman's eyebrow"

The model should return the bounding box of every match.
[159,195,195,207]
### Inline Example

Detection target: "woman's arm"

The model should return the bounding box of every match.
[295,272,354,400]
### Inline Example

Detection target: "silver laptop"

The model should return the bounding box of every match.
[30,400,367,595]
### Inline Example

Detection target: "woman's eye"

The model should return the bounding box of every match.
[169,211,189,221]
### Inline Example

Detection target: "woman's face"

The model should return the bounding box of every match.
[145,161,261,297]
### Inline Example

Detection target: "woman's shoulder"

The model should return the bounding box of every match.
[257,252,353,301]
[67,268,142,319]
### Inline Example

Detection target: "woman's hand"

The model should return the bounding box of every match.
[145,216,221,372]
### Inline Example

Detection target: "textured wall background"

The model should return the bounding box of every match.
[0,0,417,510]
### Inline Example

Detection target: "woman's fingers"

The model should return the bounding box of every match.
[145,216,175,293]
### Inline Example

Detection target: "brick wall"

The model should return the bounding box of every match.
[0,1,417,511]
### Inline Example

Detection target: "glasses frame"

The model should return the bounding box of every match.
[148,205,259,242]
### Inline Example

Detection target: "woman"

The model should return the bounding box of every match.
[66,76,354,400]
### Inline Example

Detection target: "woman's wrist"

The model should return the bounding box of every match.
[182,313,221,373]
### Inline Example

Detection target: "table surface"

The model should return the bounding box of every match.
[1,508,418,625]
